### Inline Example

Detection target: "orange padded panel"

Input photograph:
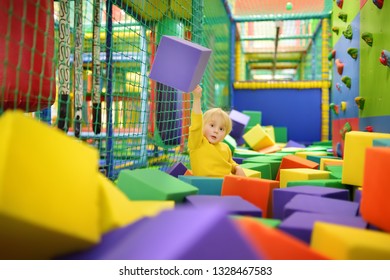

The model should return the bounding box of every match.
[361,147,390,233]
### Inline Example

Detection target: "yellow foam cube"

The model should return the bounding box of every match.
[99,173,143,233]
[263,125,275,142]
[243,124,275,151]
[99,173,175,233]
[342,131,390,187]
[282,147,305,153]
[276,142,287,148]
[294,151,328,159]
[311,222,390,260]
[242,167,261,178]
[130,200,175,217]
[320,158,343,170]
[0,111,100,259]
[280,168,330,188]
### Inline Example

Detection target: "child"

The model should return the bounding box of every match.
[188,85,246,177]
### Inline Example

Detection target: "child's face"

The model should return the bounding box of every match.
[203,116,227,144]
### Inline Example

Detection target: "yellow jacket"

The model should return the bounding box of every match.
[188,112,238,177]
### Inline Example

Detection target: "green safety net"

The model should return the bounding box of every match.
[0,0,332,180]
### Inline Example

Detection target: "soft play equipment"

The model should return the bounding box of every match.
[1,0,56,112]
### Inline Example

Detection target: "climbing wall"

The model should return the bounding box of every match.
[360,1,390,131]
[330,0,390,156]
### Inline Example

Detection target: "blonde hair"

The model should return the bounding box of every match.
[203,108,232,135]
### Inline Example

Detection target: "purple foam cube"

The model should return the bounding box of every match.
[233,157,244,164]
[236,136,246,146]
[103,206,261,260]
[283,194,359,219]
[166,162,188,178]
[186,195,263,217]
[149,36,212,92]
[273,186,350,220]
[229,110,250,139]
[354,188,362,216]
[285,140,306,148]
[354,188,362,203]
[58,218,150,260]
[278,212,367,244]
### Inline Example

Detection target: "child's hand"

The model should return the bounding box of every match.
[192,85,202,100]
[235,166,246,177]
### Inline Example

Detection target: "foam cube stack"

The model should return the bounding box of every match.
[276,155,319,181]
[279,168,330,188]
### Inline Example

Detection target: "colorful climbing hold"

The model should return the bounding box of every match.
[340,122,352,140]
[337,0,344,9]
[347,48,358,60]
[365,126,374,132]
[341,101,347,112]
[332,27,340,35]
[338,12,348,22]
[373,0,384,9]
[335,59,344,75]
[341,76,351,89]
[336,83,342,92]
[330,103,339,115]
[328,49,336,61]
[286,2,293,10]
[343,25,353,40]
[379,50,390,67]
[355,97,365,110]
[362,32,373,46]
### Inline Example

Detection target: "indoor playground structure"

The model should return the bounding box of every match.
[1,0,390,260]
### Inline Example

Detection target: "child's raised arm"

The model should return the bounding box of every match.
[191,85,202,114]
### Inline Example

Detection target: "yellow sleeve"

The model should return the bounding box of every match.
[188,112,203,150]
[230,153,239,174]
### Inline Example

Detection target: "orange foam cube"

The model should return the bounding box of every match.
[234,217,328,260]
[221,175,279,218]
[276,155,319,181]
[361,147,390,232]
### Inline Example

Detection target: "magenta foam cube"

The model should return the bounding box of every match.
[149,36,212,92]
[229,110,250,140]
[278,212,367,244]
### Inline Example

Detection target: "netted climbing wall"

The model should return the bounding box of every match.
[1,0,333,180]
